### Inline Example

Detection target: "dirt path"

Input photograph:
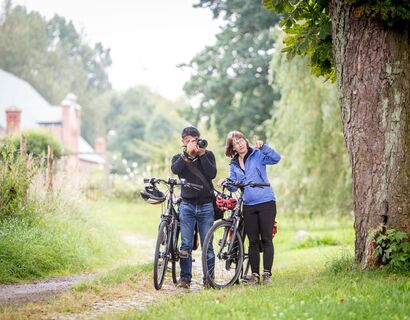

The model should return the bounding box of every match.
[0,275,95,307]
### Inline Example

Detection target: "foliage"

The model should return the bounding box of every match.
[104,86,186,166]
[262,0,410,80]
[0,3,111,143]
[0,143,38,221]
[346,0,410,26]
[262,0,334,80]
[7,130,62,159]
[266,31,352,216]
[370,225,410,271]
[181,0,280,138]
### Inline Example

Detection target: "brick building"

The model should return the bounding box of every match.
[0,69,105,174]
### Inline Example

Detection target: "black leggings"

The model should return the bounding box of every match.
[243,201,276,275]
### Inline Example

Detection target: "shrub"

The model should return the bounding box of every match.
[370,225,410,271]
[7,129,62,159]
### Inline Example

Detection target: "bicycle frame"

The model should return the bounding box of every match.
[203,180,270,288]
[145,178,202,290]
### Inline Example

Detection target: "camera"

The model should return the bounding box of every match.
[195,138,208,149]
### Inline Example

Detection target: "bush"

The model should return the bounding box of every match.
[370,225,410,271]
[7,129,62,159]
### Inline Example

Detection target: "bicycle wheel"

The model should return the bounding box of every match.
[171,222,181,284]
[153,220,170,290]
[202,220,244,289]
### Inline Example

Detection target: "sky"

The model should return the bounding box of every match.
[13,0,221,100]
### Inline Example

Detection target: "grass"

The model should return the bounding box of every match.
[86,199,162,238]
[0,196,127,284]
[111,260,410,320]
[2,201,409,320]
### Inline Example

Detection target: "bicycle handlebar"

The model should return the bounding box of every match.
[223,179,270,189]
[143,178,203,190]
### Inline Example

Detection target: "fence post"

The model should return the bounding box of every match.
[20,133,27,160]
[20,134,28,201]
[46,145,53,195]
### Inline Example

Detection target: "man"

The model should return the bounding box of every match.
[171,126,216,288]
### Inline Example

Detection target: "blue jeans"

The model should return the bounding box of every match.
[179,201,215,282]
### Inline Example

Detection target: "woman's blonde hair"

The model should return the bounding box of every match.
[225,130,249,158]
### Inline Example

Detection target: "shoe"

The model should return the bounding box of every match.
[245,273,260,285]
[262,271,271,285]
[177,277,190,289]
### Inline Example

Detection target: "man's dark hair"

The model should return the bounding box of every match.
[181,126,200,138]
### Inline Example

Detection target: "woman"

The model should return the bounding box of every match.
[219,131,281,285]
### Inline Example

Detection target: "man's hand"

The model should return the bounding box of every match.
[186,139,198,156]
[196,145,206,156]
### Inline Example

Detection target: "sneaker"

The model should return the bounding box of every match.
[177,277,190,289]
[245,273,260,285]
[262,271,271,285]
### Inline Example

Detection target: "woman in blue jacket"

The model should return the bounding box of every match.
[219,130,281,285]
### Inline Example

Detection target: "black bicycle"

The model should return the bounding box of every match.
[201,179,270,289]
[142,178,202,290]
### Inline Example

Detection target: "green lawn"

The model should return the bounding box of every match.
[86,199,161,238]
[96,209,410,320]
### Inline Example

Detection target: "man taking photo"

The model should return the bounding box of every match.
[171,126,216,289]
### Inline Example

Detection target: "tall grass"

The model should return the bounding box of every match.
[0,194,126,283]
[0,143,127,283]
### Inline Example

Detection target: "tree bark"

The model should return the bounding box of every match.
[329,1,410,267]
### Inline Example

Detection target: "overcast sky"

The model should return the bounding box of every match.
[13,0,221,100]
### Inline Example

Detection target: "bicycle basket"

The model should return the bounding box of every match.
[140,185,166,204]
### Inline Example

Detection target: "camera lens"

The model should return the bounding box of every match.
[197,138,208,148]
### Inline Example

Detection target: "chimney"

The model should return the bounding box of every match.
[95,137,106,156]
[5,106,22,134]
[61,93,80,154]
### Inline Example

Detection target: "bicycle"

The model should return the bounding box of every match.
[142,178,202,290]
[201,179,270,289]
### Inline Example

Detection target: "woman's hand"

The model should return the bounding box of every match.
[255,140,264,149]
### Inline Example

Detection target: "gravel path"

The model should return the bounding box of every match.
[0,275,95,307]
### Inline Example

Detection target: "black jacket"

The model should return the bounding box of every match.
[171,151,217,204]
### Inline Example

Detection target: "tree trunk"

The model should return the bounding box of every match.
[329,1,410,267]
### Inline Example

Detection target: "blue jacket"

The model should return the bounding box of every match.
[228,144,281,206]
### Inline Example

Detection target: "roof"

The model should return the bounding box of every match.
[78,137,105,164]
[0,69,104,164]
[0,69,62,128]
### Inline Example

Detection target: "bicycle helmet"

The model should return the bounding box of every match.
[225,198,237,210]
[216,195,237,211]
[140,185,166,204]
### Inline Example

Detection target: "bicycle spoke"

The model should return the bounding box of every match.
[202,221,244,289]
[154,221,170,290]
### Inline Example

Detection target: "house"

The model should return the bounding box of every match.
[0,69,105,174]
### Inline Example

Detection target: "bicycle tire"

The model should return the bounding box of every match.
[153,220,170,290]
[171,222,180,284]
[202,220,244,289]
